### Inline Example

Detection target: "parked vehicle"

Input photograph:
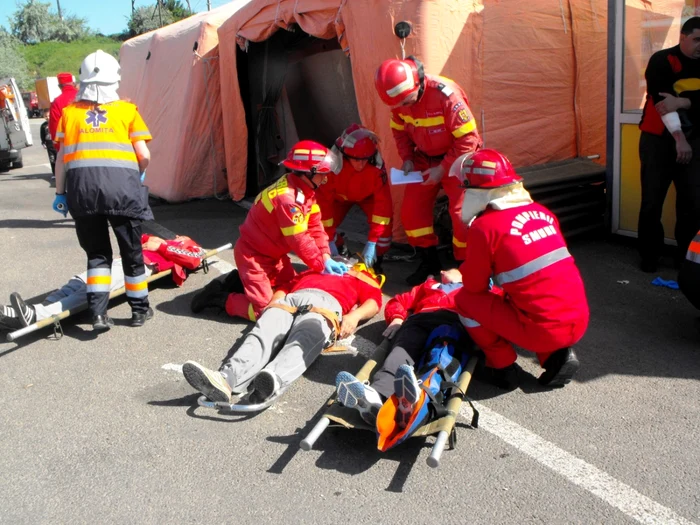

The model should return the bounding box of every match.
[21,91,41,118]
[0,78,33,171]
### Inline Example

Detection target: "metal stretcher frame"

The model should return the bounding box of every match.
[300,338,479,468]
[6,243,233,342]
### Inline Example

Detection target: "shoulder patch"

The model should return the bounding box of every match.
[438,83,454,97]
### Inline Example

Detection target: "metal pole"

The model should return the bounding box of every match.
[157,0,163,27]
[56,0,63,20]
[207,0,211,11]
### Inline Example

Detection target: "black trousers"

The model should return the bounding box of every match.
[371,310,469,399]
[679,259,700,311]
[45,142,56,175]
[74,215,149,317]
[638,132,700,263]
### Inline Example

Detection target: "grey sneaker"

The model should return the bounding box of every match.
[335,371,383,426]
[249,370,280,403]
[182,361,233,403]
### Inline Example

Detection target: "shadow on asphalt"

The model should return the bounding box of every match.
[0,218,75,229]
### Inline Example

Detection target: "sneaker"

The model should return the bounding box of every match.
[0,310,22,331]
[394,364,421,429]
[335,371,383,426]
[249,369,280,403]
[92,315,114,332]
[131,307,154,327]
[538,348,580,388]
[182,361,233,403]
[10,293,36,327]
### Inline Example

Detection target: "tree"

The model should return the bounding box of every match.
[164,0,193,21]
[10,0,91,44]
[127,5,174,37]
[10,0,54,44]
[0,29,33,90]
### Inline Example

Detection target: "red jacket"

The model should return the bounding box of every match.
[279,270,383,314]
[384,278,462,323]
[49,85,78,150]
[456,203,589,326]
[142,235,206,286]
[316,161,392,242]
[390,74,481,172]
[238,174,330,272]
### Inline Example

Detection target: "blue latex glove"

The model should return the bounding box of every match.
[140,170,146,183]
[329,239,339,256]
[362,241,377,267]
[651,277,679,290]
[53,194,68,217]
[324,258,348,276]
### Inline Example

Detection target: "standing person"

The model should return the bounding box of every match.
[191,141,348,321]
[49,72,78,179]
[39,109,57,175]
[52,50,154,331]
[449,149,589,390]
[317,124,393,273]
[638,16,700,272]
[374,56,482,285]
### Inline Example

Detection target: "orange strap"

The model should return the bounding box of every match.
[264,302,341,349]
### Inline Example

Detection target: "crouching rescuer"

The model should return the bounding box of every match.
[52,50,154,331]
[449,149,590,389]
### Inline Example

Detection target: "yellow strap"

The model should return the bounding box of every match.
[405,226,434,238]
[399,114,445,128]
[390,119,405,131]
[452,120,477,138]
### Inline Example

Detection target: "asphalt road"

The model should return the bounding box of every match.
[0,119,698,524]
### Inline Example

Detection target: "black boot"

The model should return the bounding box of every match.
[406,246,442,286]
[191,280,229,313]
[222,269,244,294]
[476,362,521,391]
[538,347,580,388]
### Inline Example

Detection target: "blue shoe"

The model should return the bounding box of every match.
[394,364,421,429]
[335,371,382,425]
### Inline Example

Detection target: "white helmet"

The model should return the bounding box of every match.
[79,50,121,84]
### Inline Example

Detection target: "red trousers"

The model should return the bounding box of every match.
[325,199,392,256]
[400,154,469,260]
[226,239,296,321]
[458,290,588,369]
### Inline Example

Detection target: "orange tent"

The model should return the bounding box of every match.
[119,1,250,201]
[216,0,607,236]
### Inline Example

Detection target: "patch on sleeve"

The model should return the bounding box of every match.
[452,101,464,112]
[458,109,471,123]
[287,205,305,224]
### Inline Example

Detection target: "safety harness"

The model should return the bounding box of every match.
[264,302,341,351]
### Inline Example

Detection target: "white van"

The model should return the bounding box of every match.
[0,77,33,171]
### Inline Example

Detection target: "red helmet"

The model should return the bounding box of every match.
[282,140,340,174]
[448,149,522,189]
[374,58,420,106]
[335,124,378,160]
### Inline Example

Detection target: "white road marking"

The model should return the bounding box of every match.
[161,363,183,373]
[207,256,235,275]
[461,402,696,525]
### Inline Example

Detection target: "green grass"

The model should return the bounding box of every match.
[19,36,121,80]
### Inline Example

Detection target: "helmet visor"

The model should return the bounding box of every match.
[448,152,475,186]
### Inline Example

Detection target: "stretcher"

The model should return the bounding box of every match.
[6,243,232,342]
[299,338,480,468]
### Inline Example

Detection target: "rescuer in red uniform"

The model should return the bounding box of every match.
[191,141,348,322]
[317,124,393,273]
[374,56,482,285]
[49,72,78,152]
[449,149,589,390]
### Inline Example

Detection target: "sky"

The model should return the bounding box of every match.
[2,0,232,36]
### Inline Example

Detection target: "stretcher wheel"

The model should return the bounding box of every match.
[448,429,457,450]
